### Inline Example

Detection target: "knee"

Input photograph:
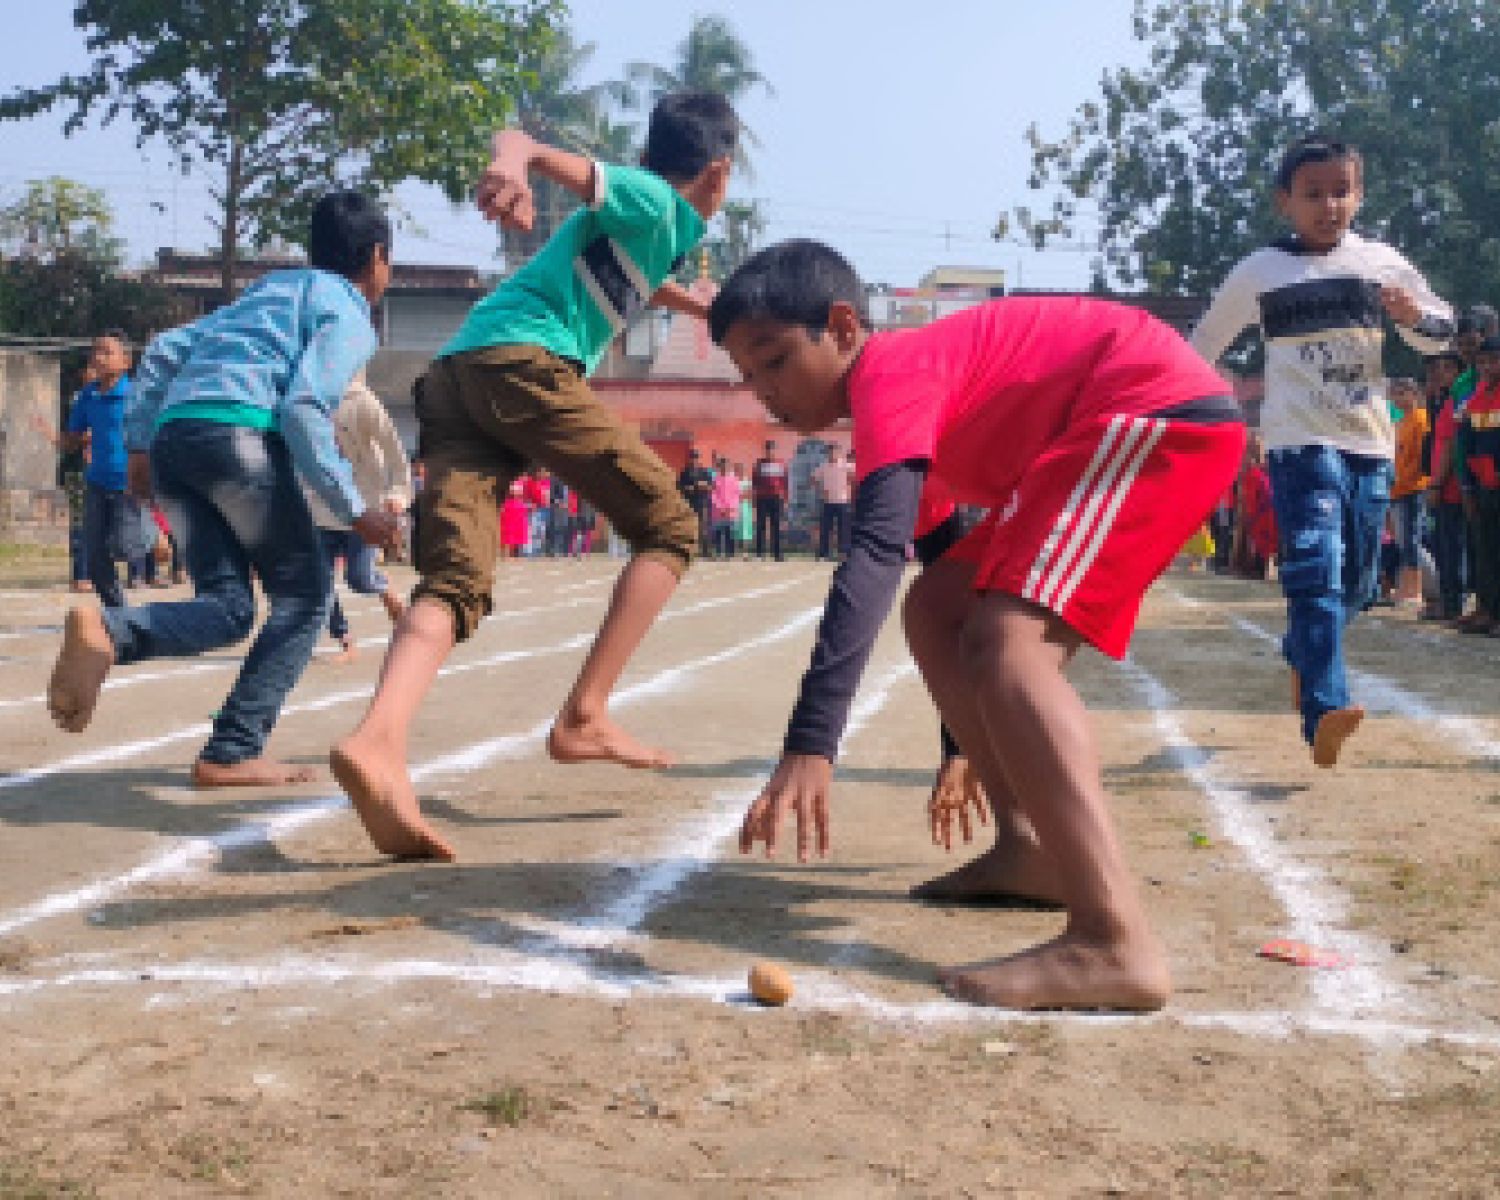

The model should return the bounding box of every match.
[626,492,698,573]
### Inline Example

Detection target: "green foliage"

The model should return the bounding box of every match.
[1019,0,1500,305]
[0,177,122,264]
[0,1,564,297]
[0,252,193,357]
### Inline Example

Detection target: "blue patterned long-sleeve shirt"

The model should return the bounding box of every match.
[129,268,377,525]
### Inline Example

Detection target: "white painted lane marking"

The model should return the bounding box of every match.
[0,575,815,792]
[2,953,1497,1052]
[0,593,825,938]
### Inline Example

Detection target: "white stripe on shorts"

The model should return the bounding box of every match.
[1050,418,1167,613]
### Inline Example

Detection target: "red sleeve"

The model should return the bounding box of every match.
[849,336,944,482]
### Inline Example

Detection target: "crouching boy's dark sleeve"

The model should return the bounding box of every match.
[783,460,925,761]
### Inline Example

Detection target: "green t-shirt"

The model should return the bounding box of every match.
[439,163,705,375]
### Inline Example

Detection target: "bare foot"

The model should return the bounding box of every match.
[939,928,1172,1011]
[47,607,115,733]
[191,758,320,788]
[323,640,359,666]
[1312,706,1364,768]
[910,835,1066,908]
[381,591,406,624]
[330,736,456,861]
[547,712,675,770]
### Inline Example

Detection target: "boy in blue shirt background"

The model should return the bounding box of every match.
[46,191,402,789]
[59,331,134,607]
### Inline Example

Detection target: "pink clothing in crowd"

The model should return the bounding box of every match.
[711,472,741,518]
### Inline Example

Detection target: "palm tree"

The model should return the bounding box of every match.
[622,15,773,177]
[505,28,641,262]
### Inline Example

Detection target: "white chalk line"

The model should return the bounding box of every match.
[0,577,617,711]
[0,590,825,939]
[0,573,814,795]
[515,660,920,954]
[4,948,1498,1054]
[0,588,612,713]
[1123,656,1411,1023]
[1160,586,1500,1028]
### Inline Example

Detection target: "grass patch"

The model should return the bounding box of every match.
[459,1086,532,1127]
[0,1159,96,1199]
[167,1135,251,1186]
[0,544,66,563]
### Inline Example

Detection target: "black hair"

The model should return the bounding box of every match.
[1426,350,1465,368]
[709,239,869,345]
[1275,133,1363,191]
[1479,335,1500,355]
[1457,304,1500,337]
[96,328,130,348]
[641,92,739,182]
[309,190,391,279]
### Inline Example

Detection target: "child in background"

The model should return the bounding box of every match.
[1191,133,1452,767]
[1233,439,1278,580]
[735,462,754,556]
[499,480,530,559]
[710,240,1243,1011]
[710,454,741,558]
[46,192,401,786]
[1455,336,1500,634]
[304,369,412,663]
[331,92,738,860]
[1388,377,1429,607]
[1426,351,1469,621]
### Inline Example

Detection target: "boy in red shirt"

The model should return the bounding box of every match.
[709,240,1244,1011]
[1425,351,1467,620]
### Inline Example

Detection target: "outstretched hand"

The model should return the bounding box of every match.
[475,139,536,231]
[1380,285,1421,328]
[740,752,834,862]
[352,509,403,554]
[928,755,989,852]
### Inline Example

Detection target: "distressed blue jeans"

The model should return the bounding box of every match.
[101,421,330,765]
[318,528,388,644]
[1267,445,1393,745]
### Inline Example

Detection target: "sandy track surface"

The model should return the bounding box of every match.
[0,560,1497,1197]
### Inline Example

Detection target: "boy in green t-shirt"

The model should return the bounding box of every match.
[333,92,738,861]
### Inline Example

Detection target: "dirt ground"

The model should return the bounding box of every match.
[0,559,1497,1198]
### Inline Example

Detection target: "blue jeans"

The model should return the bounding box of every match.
[1267,445,1392,744]
[319,528,388,643]
[83,482,130,608]
[101,421,330,766]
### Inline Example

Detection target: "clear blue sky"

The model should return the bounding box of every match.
[0,1,1146,289]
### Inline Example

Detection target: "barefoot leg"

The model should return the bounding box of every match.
[937,594,1171,1011]
[547,554,681,769]
[330,739,455,861]
[1312,706,1364,768]
[334,597,458,859]
[47,607,116,733]
[902,561,1063,904]
[191,757,320,788]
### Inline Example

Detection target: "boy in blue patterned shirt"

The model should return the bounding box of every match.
[46,191,401,788]
[332,92,737,860]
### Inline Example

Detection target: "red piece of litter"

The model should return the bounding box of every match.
[1257,938,1351,970]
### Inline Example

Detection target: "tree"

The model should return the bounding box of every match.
[623,14,773,176]
[505,27,640,262]
[0,177,122,263]
[1,1,563,301]
[1015,0,1500,306]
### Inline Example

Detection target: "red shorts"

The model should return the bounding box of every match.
[946,413,1246,658]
